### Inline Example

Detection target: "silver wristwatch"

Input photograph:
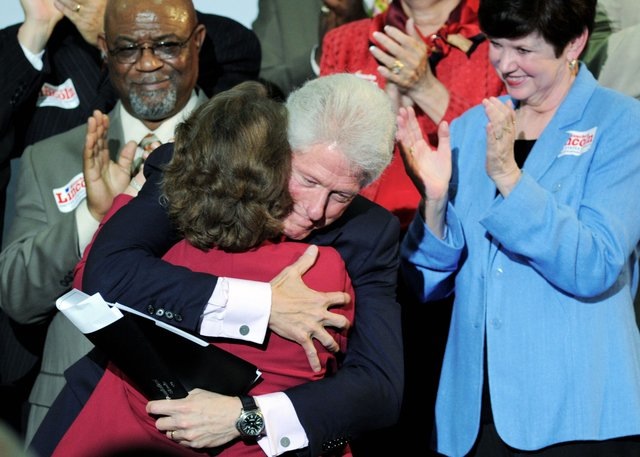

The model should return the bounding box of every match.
[235,395,265,440]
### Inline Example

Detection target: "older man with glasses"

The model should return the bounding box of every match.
[0,0,233,445]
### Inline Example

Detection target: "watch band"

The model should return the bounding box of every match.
[239,395,258,412]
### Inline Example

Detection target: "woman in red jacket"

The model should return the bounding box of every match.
[321,0,505,230]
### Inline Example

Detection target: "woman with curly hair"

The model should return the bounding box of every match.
[48,81,355,457]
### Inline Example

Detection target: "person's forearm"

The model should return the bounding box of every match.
[256,393,308,456]
[200,278,270,344]
[409,76,450,125]
[421,196,448,240]
[18,16,58,54]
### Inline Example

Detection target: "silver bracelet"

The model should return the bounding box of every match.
[129,179,143,192]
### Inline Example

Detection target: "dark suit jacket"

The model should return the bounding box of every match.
[82,143,403,456]
[197,12,261,97]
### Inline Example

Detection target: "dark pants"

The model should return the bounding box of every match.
[0,311,49,438]
[469,422,640,457]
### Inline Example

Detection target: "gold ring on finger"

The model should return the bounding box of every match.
[75,3,81,12]
[391,60,404,75]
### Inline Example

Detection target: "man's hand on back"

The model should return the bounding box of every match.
[269,245,351,372]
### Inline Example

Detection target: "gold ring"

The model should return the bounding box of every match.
[391,60,404,75]
[74,4,81,12]
[170,430,175,440]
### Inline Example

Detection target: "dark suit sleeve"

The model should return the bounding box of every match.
[288,199,404,456]
[82,143,218,332]
[196,12,261,97]
[0,23,44,140]
[0,19,114,149]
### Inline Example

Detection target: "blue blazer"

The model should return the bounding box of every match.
[401,66,640,456]
[82,144,404,457]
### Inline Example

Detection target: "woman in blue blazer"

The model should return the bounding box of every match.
[397,0,640,455]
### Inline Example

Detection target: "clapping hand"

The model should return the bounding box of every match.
[396,106,451,237]
[54,0,106,45]
[83,110,137,221]
[482,97,521,196]
[370,18,449,122]
[18,0,64,53]
[396,106,451,202]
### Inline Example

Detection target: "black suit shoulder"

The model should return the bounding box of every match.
[195,12,261,96]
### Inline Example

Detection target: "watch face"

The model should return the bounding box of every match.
[239,411,264,437]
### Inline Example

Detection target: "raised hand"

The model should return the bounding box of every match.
[370,18,450,123]
[482,97,521,196]
[18,0,64,53]
[53,0,106,46]
[147,389,240,449]
[371,18,429,87]
[397,106,451,237]
[83,110,137,221]
[397,106,451,200]
[269,245,351,373]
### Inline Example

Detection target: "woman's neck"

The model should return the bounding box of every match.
[516,69,577,139]
[401,0,461,36]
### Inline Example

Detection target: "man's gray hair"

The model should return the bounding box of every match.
[286,73,396,187]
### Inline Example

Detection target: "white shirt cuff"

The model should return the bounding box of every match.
[76,199,100,256]
[19,41,44,71]
[256,393,308,456]
[200,277,270,344]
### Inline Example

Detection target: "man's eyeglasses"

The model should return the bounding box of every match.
[107,26,199,64]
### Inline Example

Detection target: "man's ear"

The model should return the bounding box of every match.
[97,34,108,60]
[193,24,207,52]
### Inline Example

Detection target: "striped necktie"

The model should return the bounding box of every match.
[133,133,161,174]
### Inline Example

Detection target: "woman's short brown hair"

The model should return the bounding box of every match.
[162,81,292,252]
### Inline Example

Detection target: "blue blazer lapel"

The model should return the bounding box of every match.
[522,66,599,181]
